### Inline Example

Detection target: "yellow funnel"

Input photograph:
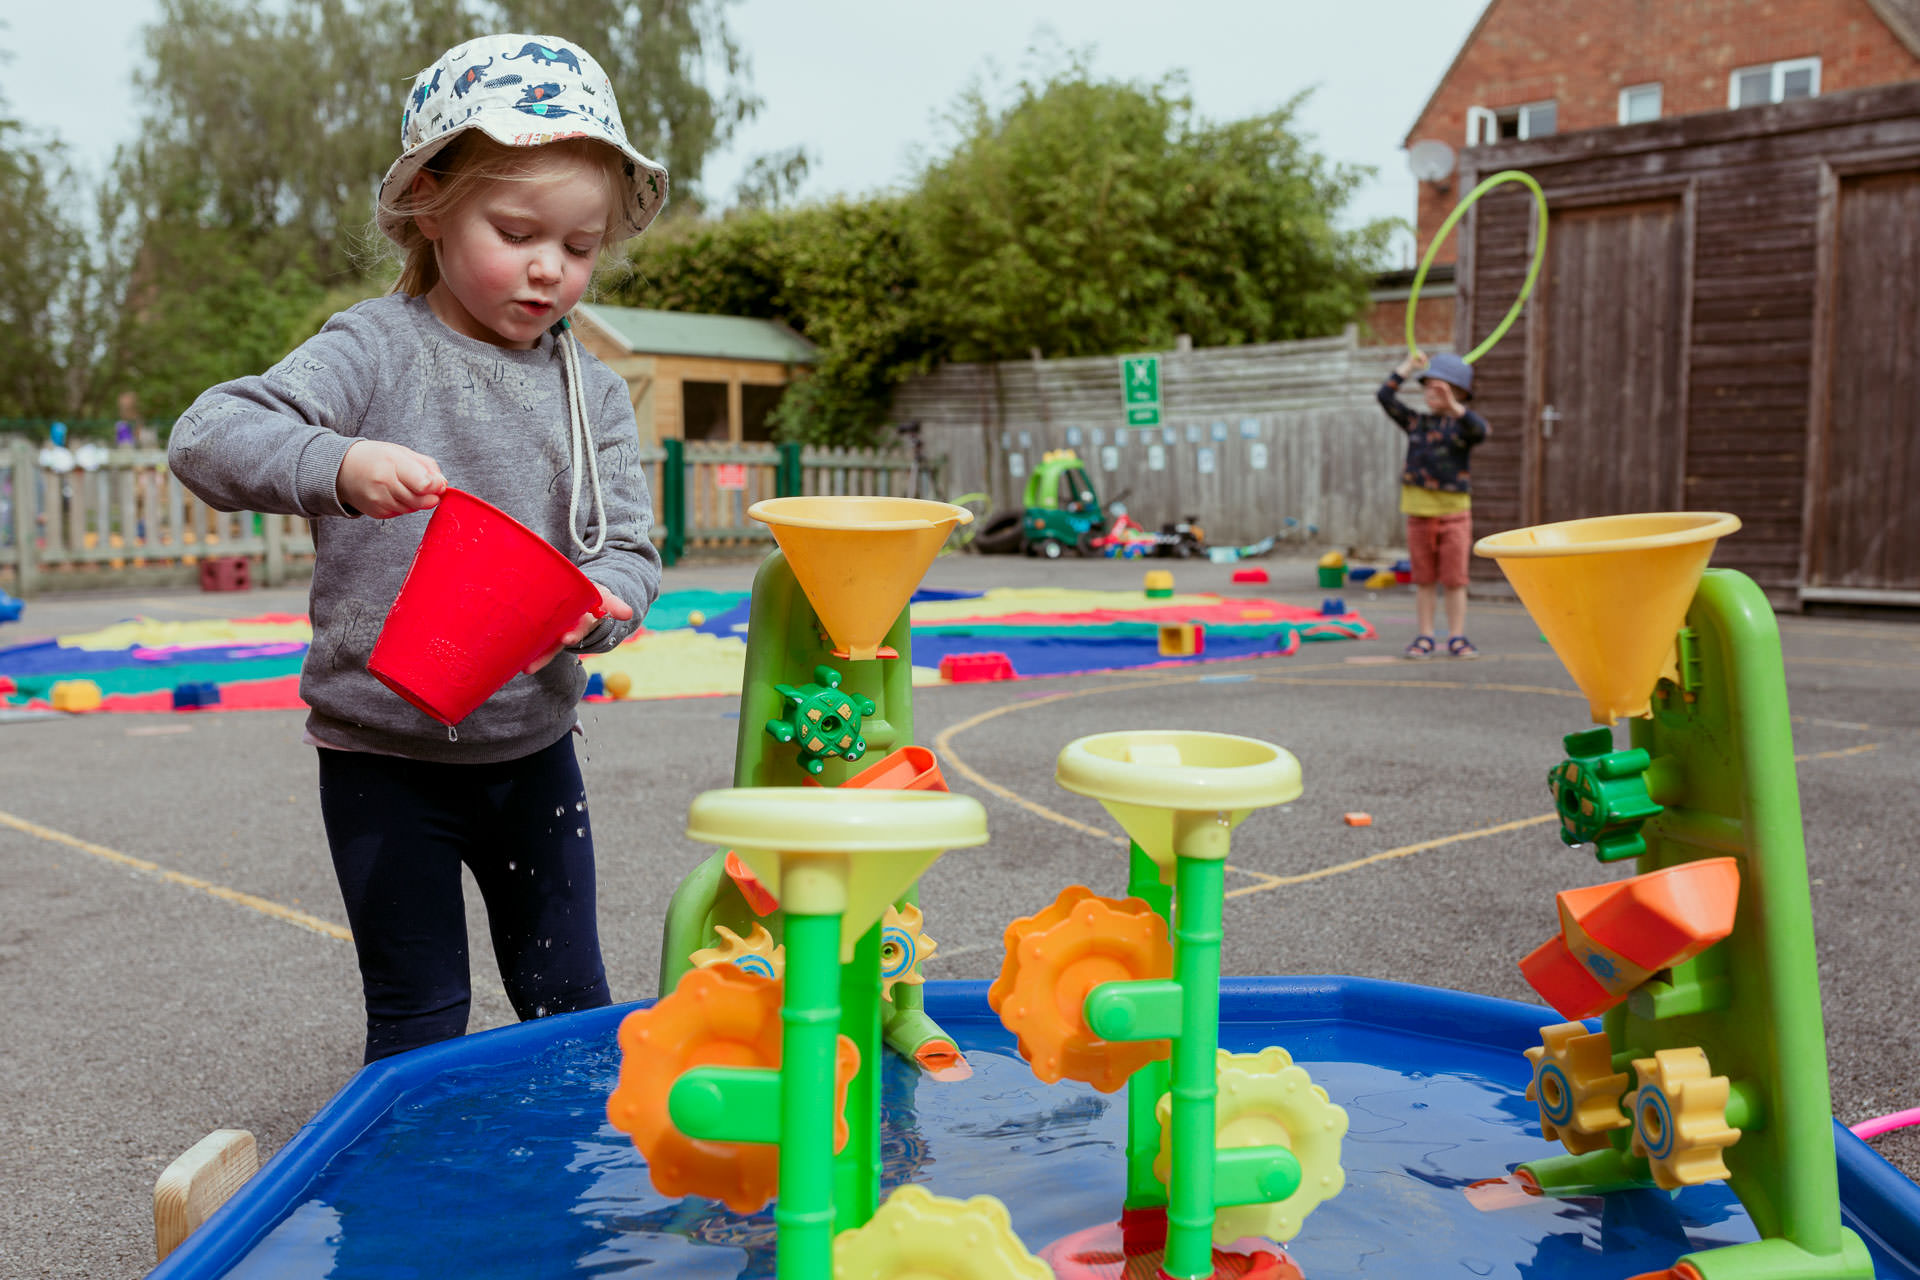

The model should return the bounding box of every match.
[748,497,974,661]
[1474,512,1740,723]
[686,788,988,960]
[1055,731,1302,880]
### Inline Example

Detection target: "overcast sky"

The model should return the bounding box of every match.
[4,0,1487,266]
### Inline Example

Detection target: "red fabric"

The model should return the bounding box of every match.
[1406,512,1473,587]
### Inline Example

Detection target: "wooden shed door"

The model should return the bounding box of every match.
[1536,200,1686,523]
[1810,169,1920,591]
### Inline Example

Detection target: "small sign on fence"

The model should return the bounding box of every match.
[714,463,749,491]
[1121,355,1161,428]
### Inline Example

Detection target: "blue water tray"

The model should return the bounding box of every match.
[151,977,1920,1278]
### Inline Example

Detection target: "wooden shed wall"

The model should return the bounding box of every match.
[1457,81,1920,598]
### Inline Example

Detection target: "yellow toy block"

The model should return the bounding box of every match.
[1158,622,1204,657]
[1144,570,1175,599]
[52,680,104,712]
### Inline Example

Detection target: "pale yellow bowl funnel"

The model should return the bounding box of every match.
[1474,512,1740,723]
[686,788,989,960]
[748,497,974,661]
[1055,731,1302,881]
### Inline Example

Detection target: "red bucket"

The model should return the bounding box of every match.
[367,489,602,726]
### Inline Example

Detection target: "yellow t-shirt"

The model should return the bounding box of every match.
[1401,485,1472,517]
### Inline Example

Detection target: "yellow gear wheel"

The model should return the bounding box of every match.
[1629,1046,1739,1190]
[1152,1046,1349,1244]
[1525,1021,1630,1155]
[689,922,785,980]
[879,903,937,1002]
[832,1183,1055,1279]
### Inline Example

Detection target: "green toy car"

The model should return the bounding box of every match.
[1021,449,1105,558]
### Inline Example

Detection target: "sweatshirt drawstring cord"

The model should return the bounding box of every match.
[555,318,606,556]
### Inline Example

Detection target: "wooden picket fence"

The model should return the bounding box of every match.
[0,438,919,596]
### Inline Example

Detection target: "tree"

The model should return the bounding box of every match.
[89,0,756,417]
[617,58,1397,446]
[0,116,109,417]
[910,61,1395,362]
[616,197,934,445]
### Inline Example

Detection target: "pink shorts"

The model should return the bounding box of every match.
[1407,511,1473,587]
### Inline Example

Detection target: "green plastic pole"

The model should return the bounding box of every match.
[1163,849,1226,1280]
[835,921,883,1231]
[777,440,803,498]
[776,909,841,1280]
[1125,840,1173,1211]
[661,436,686,567]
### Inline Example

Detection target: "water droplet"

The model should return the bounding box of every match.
[575,827,585,837]
[507,860,517,871]
[447,725,458,742]
[534,1005,548,1017]
[574,801,585,811]
[554,806,564,816]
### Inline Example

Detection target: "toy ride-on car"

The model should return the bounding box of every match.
[1021,449,1106,558]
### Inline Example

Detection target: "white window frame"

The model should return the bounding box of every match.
[1728,57,1821,108]
[1618,82,1662,124]
[1502,100,1558,140]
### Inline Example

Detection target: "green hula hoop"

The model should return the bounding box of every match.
[1405,168,1549,364]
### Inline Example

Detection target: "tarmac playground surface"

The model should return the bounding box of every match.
[4,549,1918,1278]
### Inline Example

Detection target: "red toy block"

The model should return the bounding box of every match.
[198,555,252,592]
[1231,567,1269,584]
[939,652,1016,683]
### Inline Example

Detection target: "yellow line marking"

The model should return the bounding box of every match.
[1798,743,1880,761]
[1224,814,1562,898]
[0,808,351,943]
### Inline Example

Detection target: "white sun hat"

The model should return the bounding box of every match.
[375,33,670,247]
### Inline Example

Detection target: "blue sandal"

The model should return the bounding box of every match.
[1404,634,1436,660]
[1448,635,1479,659]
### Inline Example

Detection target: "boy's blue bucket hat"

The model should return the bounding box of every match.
[1418,352,1474,400]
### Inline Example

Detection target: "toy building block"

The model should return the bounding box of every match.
[1231,568,1269,584]
[603,671,632,698]
[1157,623,1204,657]
[198,555,251,592]
[939,652,1015,683]
[1364,570,1397,590]
[1319,598,1347,616]
[171,682,223,711]
[1144,570,1175,598]
[1519,858,1740,1020]
[52,680,104,712]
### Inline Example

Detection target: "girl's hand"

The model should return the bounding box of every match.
[338,441,448,517]
[1395,348,1429,379]
[1437,384,1467,417]
[524,585,635,675]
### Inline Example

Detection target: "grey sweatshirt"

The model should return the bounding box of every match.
[168,293,661,763]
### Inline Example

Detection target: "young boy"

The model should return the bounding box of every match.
[1377,350,1488,658]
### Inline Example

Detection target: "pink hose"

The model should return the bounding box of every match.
[1850,1108,1920,1140]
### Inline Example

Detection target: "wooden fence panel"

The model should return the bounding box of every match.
[2,440,918,593]
[895,329,1421,549]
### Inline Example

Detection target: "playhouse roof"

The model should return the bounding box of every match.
[574,304,819,365]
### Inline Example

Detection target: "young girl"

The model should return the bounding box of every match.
[168,34,669,1062]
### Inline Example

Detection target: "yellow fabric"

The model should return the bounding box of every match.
[908,587,1215,621]
[1400,485,1472,517]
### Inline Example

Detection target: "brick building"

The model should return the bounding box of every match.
[1367,0,1920,343]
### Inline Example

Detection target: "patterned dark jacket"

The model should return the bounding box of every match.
[1377,373,1490,494]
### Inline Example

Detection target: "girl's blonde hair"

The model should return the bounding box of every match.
[380,132,632,297]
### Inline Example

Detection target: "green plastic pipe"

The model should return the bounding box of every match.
[1163,851,1226,1280]
[835,922,882,1232]
[777,909,841,1280]
[1124,840,1173,1211]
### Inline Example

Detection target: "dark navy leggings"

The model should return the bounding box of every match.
[317,734,611,1063]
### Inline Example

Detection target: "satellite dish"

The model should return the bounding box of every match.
[1408,138,1457,183]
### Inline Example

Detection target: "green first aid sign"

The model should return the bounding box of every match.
[1121,355,1161,427]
